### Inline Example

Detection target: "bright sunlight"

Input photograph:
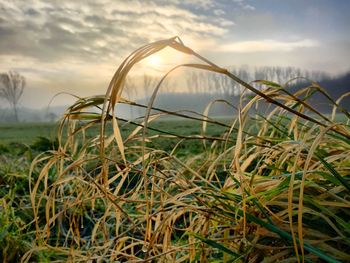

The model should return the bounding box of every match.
[146,54,162,68]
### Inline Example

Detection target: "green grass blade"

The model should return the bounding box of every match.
[213,199,341,263]
[240,210,341,263]
[316,153,350,192]
[193,233,241,260]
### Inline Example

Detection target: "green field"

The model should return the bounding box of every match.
[0,122,59,144]
[0,118,229,155]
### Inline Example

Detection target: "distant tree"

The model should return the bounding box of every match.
[158,77,172,93]
[186,71,210,94]
[186,71,200,93]
[0,71,25,122]
[124,76,137,119]
[143,74,157,97]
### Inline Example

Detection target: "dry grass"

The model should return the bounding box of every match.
[27,37,350,262]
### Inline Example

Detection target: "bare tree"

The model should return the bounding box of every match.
[186,71,200,93]
[0,71,25,122]
[124,76,137,119]
[160,77,174,93]
[143,74,157,97]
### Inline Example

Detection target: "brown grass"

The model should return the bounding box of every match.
[27,37,350,262]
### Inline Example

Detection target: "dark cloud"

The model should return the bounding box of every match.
[24,8,40,16]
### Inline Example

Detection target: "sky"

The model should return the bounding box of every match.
[0,0,349,108]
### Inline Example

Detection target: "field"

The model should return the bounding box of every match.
[0,119,229,143]
[0,118,227,156]
[1,38,350,262]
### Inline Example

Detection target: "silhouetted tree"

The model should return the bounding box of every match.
[161,77,175,93]
[0,71,25,122]
[184,66,331,97]
[143,74,157,97]
[124,76,137,119]
[186,71,200,93]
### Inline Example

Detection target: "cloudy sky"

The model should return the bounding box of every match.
[0,0,349,108]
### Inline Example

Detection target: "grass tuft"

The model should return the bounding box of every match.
[27,37,350,262]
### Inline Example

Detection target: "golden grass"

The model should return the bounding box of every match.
[27,37,350,262]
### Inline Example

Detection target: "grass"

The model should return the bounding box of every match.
[0,119,228,158]
[0,122,58,144]
[1,37,350,262]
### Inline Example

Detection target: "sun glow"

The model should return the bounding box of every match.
[135,48,189,77]
[146,55,162,68]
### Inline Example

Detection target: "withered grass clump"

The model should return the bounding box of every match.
[26,37,350,262]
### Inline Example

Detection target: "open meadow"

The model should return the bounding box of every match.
[1,38,350,263]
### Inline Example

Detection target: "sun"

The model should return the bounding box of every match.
[146,55,162,68]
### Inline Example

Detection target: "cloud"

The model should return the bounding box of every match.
[231,0,255,11]
[0,0,240,107]
[220,39,319,53]
[243,4,255,10]
[0,0,234,64]
[168,0,215,10]
[214,9,225,16]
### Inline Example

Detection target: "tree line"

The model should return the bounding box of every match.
[0,66,341,122]
[123,66,331,99]
[185,66,330,96]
